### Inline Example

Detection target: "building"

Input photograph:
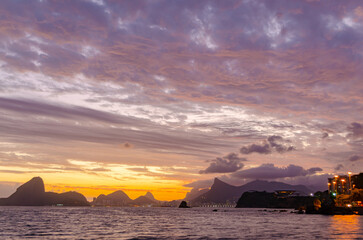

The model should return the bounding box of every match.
[328,175,350,195]
[351,173,363,190]
[328,172,363,208]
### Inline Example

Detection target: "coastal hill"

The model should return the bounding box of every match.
[190,178,312,205]
[235,191,314,209]
[93,191,161,206]
[0,177,89,206]
[92,190,132,206]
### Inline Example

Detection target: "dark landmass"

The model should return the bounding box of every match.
[92,190,161,207]
[178,201,190,208]
[44,191,89,206]
[132,196,157,206]
[92,190,132,206]
[190,178,312,206]
[236,191,313,209]
[236,190,363,215]
[0,177,89,206]
[144,192,156,201]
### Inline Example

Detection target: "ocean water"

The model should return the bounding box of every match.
[0,206,362,239]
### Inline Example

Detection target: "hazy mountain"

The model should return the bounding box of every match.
[92,190,161,206]
[144,192,156,201]
[0,177,89,206]
[190,178,313,205]
[132,196,157,206]
[184,188,209,201]
[93,190,132,206]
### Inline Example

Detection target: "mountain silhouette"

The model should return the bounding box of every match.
[92,190,161,206]
[0,177,89,206]
[44,191,89,206]
[190,178,312,205]
[93,190,132,206]
[184,188,209,201]
[0,177,45,205]
[132,195,157,206]
[144,192,156,201]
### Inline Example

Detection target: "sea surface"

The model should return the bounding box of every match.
[0,206,362,239]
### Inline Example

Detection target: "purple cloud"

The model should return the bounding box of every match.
[199,153,246,174]
[240,135,296,154]
[348,155,361,162]
[232,164,322,179]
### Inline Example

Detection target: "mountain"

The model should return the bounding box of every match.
[0,177,89,206]
[92,191,161,206]
[44,191,89,206]
[0,177,45,206]
[93,190,132,206]
[184,188,209,201]
[132,196,157,206]
[132,192,161,206]
[144,192,156,201]
[190,178,313,205]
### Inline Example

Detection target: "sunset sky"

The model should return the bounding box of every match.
[0,0,362,201]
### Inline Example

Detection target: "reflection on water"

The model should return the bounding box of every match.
[0,206,362,239]
[328,215,362,239]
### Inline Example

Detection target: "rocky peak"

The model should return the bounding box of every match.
[144,192,155,200]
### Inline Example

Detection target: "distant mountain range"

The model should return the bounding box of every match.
[92,190,160,206]
[0,176,315,207]
[0,177,163,207]
[189,178,313,206]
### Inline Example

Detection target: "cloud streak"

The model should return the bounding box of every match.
[232,164,322,179]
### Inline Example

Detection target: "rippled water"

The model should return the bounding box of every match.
[0,206,362,239]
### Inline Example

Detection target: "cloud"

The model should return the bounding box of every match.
[0,0,362,190]
[240,143,271,154]
[122,142,133,148]
[199,153,246,174]
[231,163,322,179]
[335,164,344,171]
[240,135,296,154]
[348,155,361,162]
[0,97,232,157]
[347,122,363,139]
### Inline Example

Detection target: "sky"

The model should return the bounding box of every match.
[0,0,362,201]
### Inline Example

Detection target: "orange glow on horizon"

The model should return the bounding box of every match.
[0,170,192,201]
[45,184,189,201]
